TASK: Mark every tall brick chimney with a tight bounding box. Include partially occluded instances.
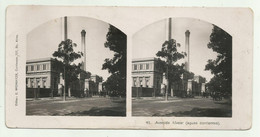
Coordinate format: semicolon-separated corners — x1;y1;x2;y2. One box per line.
185;30;190;71
168;18;172;40
64;16;68;40
81;30;86;71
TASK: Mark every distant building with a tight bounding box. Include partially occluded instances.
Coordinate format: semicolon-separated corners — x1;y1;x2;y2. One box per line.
132;57;163;97
192;75;206;95
170;74;207;97
90;75;103;83
26;58;60;98
85;75;103;96
193;75;206;83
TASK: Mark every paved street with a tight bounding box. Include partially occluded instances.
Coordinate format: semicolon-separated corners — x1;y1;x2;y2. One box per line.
26;97;126;116
132;97;232;117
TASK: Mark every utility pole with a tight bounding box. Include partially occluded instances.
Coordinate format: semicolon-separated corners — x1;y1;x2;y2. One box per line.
165;64;169;101
63;16;68;101
165;18;172;101
63;67;66;101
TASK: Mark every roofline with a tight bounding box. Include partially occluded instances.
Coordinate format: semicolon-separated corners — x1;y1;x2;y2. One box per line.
26;57;54;64
132;57;159;62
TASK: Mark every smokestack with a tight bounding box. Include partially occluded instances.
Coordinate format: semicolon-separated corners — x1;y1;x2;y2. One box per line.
168;18;172;40
81;30;86;71
185;30;190;71
64;16;68;40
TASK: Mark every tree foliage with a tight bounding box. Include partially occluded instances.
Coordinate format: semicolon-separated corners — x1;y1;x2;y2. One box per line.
102;25;126;97
52;39;84;92
53;39;82;64
205;25;232;96
103;73;124;97
157;39;185;63
156;39;185;93
157;59;185;83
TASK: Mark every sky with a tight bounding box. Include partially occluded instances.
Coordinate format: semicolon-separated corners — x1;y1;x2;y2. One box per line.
27;17;227;82
27;17;114;80
133;18;220;82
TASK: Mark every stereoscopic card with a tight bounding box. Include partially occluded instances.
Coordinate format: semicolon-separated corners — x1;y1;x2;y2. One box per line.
5;6;253;129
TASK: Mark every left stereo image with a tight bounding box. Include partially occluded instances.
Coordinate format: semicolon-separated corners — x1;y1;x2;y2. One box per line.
25;16;127;116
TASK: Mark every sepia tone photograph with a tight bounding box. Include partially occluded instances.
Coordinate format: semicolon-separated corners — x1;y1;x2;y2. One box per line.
132;18;232;117
5;6;252;129
25;16;126;116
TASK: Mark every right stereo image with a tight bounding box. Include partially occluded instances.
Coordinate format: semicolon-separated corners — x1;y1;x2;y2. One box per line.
132;17;232;117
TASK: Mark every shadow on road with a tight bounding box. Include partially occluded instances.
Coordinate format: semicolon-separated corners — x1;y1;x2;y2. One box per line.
64;106;126;116
213;100;232;105
153;107;232;117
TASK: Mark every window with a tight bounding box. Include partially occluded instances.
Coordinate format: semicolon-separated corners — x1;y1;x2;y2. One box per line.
43;78;46;88
146;78;150;87
133;78;136;87
140;78;143;87
26;66;28;72
43;64;46;70
36;79;40;88
146;63;149;70
140;64;143;70
37;65;40;71
31;65;34;71
31;79;34;88
134;64;137;70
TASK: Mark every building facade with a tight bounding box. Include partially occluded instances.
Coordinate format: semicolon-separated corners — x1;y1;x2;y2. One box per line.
85;75;103;96
26;58;60;97
26;57;105;98
132;57;163;96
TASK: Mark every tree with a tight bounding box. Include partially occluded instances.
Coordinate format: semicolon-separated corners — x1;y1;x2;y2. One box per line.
156;39;185;100
53;39;82;100
205;25;232;97
102;25;126;97
157;59;185;84
103;73;124;97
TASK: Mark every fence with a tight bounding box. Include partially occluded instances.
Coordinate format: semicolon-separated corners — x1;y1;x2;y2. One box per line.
26;88;54;98
132;87;160;97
